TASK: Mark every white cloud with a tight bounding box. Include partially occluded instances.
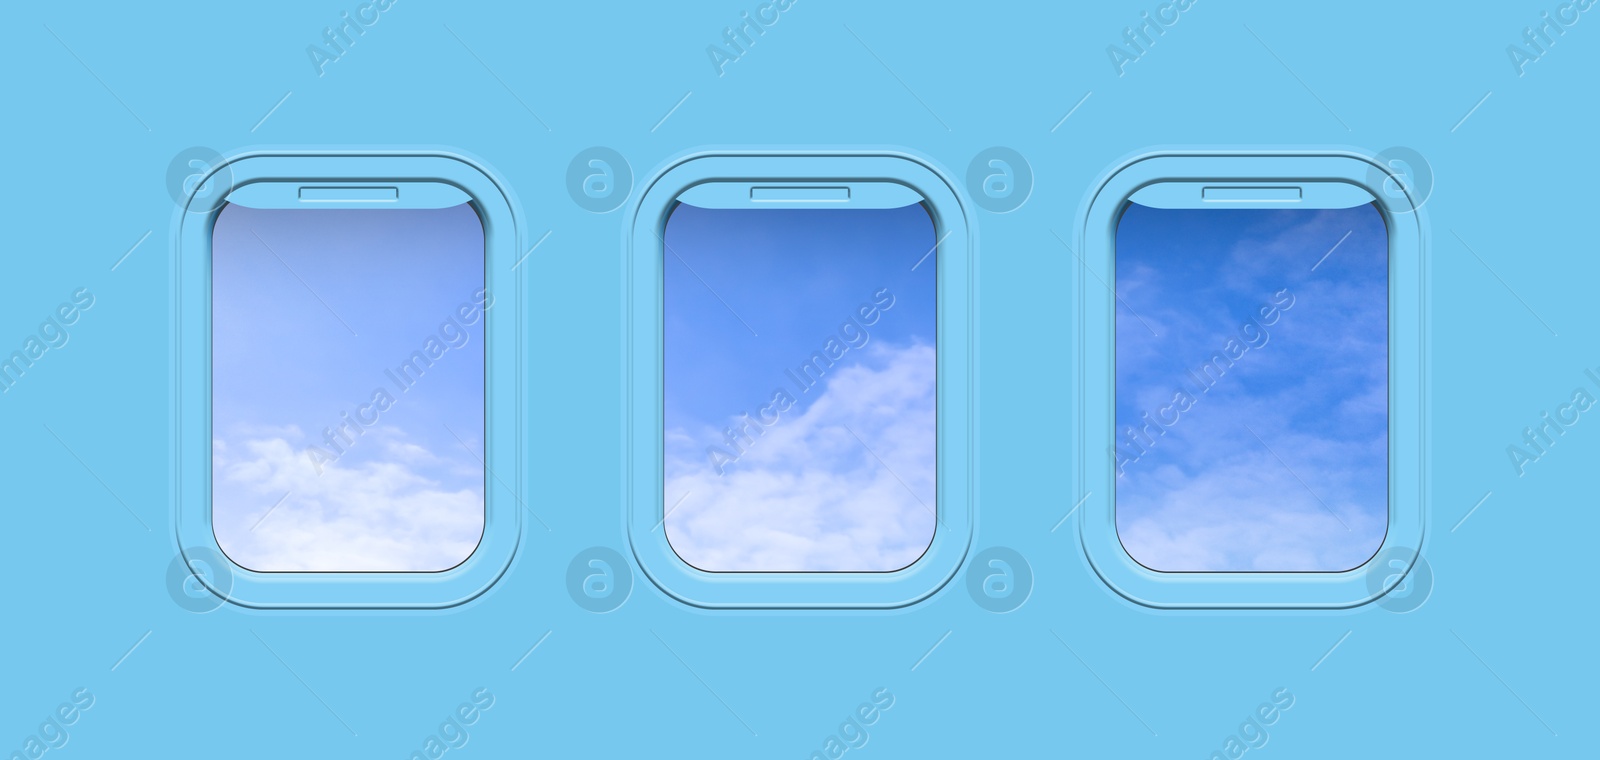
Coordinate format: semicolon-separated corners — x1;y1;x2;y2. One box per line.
664;341;936;572
1118;447;1387;572
212;429;483;572
1113;206;1391;572
1117;372;1389;572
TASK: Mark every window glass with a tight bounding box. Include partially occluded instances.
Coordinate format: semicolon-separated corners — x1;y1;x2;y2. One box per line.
1114;201;1388;572
211;201;487;572
662;200;937;572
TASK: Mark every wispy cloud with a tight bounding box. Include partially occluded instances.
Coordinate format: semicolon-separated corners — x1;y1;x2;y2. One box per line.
1115;204;1388;571
213;426;483;572
665;341;935;572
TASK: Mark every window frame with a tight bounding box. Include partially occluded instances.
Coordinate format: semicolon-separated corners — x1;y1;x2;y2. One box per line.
626;152;973;608
174;152;523;609
1075;151;1427;609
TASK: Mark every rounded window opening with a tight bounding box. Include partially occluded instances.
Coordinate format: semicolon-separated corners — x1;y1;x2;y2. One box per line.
661;182;939;573
210;187;488;573
1113;184;1389;573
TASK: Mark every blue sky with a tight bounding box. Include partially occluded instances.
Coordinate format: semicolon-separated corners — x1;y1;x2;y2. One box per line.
1114;202;1388;572
211;203;486;572
662;202;937;572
